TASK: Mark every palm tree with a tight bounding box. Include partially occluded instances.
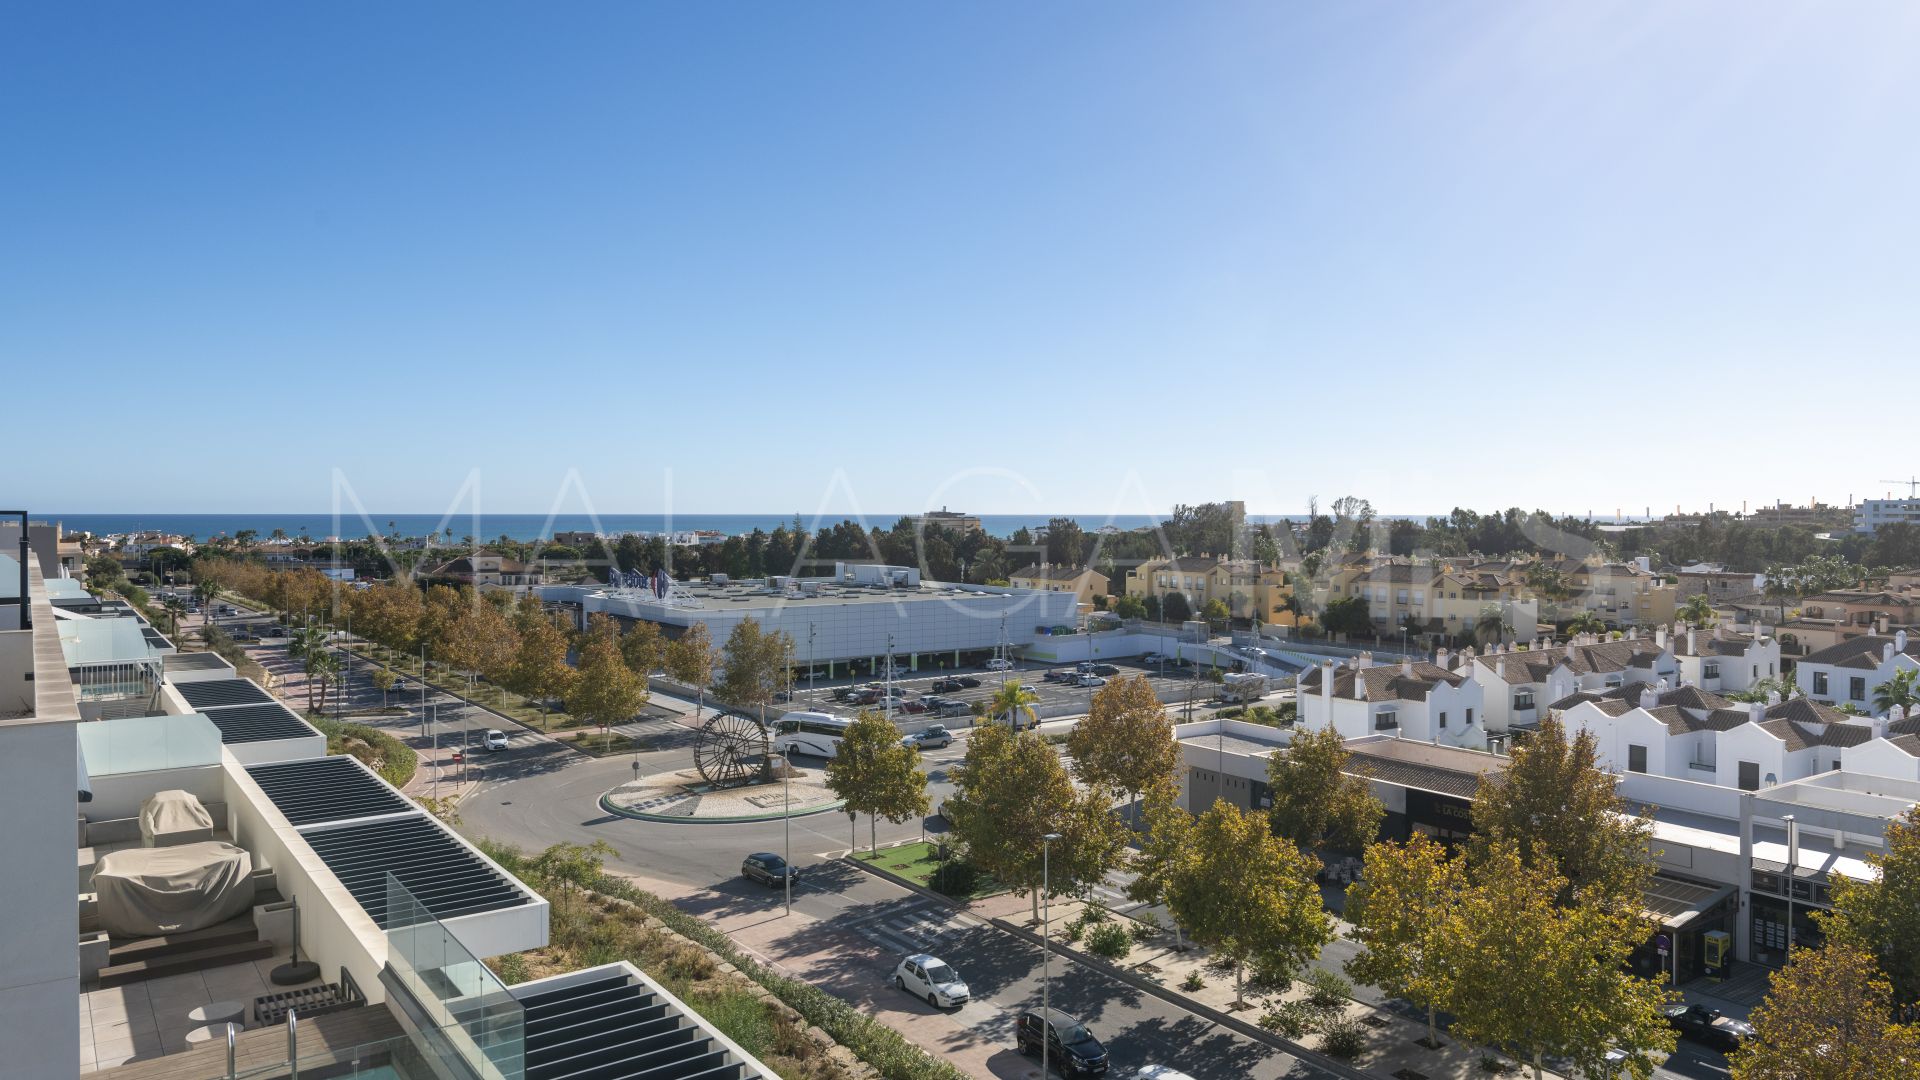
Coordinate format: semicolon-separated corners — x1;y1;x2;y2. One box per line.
1473;604;1510;648
309;650;340;717
161;595;186;639
985;680;1039;731
1763;565;1801;622
1679;594;1717;629
1565;611;1607;638
193;579;220;631
1873;669;1920;716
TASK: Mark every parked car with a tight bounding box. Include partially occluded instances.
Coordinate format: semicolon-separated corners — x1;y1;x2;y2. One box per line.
1662;1003;1751;1053
1141;653;1167;664
1089;663;1120;676
894;954;969;1008
741;852;797;888
1016;1009;1109;1076
1043;669;1073;682
898;698;928;714
832;687;861;703
1076;675;1107;688
986;658;1015;671
929;699;970;718
903;725;954;750
930;678;962;694
954;675;982;689
483;729;509;751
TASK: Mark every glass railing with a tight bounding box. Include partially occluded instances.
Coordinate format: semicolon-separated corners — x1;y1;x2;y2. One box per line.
77;711;222;774
212;1024;436;1079
384;873;525;1080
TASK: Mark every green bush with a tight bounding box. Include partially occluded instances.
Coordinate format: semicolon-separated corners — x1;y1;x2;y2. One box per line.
310;715;418;789
1181;970;1205;992
1084;921;1131;960
1128;918;1160;946
1319;1015;1366;1059
1258;1000;1315;1038
1302;966;1352;1010
927;860;979;897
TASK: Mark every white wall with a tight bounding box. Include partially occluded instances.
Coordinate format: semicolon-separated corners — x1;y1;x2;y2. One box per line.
0;720;81;1080
1843;739;1920;782
1716;723;1786;790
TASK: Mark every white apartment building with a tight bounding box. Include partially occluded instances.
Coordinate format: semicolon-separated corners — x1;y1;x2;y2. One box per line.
1670;626;1782;695
1466;631;1679;733
1794;631;1920;713
1296;653;1486;749
2;530;772;1080
1854;498;1920;534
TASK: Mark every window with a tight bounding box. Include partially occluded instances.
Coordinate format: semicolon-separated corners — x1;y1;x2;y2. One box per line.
1413;590;1425;605
1438;711;1449;729
1374;710;1399;730
1852;677;1867;702
1628;744;1647;773
1514;690;1535;711
1703;662;1719;679
1465;708;1475;726
1738;761;1760;791
1814;671;1829;695
1397;589;1410;605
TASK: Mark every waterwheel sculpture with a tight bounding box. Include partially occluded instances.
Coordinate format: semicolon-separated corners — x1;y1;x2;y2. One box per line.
693;713;770;787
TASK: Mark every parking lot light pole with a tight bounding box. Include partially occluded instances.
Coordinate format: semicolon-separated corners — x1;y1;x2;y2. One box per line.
1041;831;1062;1080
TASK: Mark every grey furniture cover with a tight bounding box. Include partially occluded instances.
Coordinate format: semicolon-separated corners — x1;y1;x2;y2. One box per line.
94;841;256;936
140;789;215;847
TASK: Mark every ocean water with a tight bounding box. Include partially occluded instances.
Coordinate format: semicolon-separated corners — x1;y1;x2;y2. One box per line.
45;512;1169;542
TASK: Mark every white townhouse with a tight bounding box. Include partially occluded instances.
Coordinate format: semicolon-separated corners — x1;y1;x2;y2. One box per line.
1465;631;1678;734
1297;653;1486;749
1793;631;1920;714
1670;625;1782;695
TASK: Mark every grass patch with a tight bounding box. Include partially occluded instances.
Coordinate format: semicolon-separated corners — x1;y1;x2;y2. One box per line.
854;841;1004;901
308;714;418;789
353;648;586;731
480;840;967;1080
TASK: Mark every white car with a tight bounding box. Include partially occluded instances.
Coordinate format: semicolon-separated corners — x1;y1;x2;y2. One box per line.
1077;675;1107;688
1133;1068;1197;1080
985;658;1014;671
483;729;509;751
892;954;969;1008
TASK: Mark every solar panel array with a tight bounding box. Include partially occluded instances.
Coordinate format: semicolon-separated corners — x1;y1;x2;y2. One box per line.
201;701;318;745
519;971;758;1080
246;756;413;826
176;678;275;709
303;816;527;927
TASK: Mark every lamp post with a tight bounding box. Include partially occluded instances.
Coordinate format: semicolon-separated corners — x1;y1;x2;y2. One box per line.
779;752;794;916
1041;831;1062;1080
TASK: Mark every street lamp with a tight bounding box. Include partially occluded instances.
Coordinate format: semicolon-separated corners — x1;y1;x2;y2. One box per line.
1041;831;1063;1080
778;752;794;917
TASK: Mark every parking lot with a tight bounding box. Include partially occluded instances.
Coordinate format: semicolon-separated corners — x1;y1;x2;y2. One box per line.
782;656;1236;725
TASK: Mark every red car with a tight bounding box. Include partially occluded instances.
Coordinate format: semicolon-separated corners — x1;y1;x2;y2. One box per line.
898;699;928;714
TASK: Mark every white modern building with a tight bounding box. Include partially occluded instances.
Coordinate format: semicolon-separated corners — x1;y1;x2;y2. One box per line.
1465;632;1678;734
539;562;1081;674
1670;626;1782;695
2;530;772;1080
1854;498;1920;534
1296;654;1486;749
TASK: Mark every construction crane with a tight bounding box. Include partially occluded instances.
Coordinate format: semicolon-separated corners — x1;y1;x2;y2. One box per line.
1881;477;1920;498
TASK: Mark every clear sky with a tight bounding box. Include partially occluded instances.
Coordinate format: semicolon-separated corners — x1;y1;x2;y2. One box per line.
6;3;1919;518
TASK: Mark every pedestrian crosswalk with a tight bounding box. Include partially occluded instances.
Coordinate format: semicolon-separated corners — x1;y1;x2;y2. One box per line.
615;715;696;745
839;899;978;957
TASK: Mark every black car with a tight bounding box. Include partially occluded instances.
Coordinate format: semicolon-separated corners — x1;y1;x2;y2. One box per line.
832;687;861;703
954;675;982;689
741;852;797;888
1016;1009;1108;1076
1662;1003;1751;1053
1089;663;1120;677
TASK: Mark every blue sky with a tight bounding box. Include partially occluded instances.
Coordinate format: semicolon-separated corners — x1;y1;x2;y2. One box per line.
6;3;1918;518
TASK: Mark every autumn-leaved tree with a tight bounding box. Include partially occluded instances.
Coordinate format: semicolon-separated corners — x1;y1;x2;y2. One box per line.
509;599;577;727
1821;805;1920;1004
1166;797;1332;1006
1125;778;1193;951
945;723;1121;920
1469;714;1653;914
666;622;718;722
823;711;929;854
1267;725;1385;854
1344;834;1466;1049
715;617;795;729
1067;675;1180;822
619;618;665;679
370;667;396;708
1730;943;1920;1080
1438;842;1674;1080
567;624;649;745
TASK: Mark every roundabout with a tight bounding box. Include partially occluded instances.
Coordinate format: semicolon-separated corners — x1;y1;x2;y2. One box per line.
600;762;845;823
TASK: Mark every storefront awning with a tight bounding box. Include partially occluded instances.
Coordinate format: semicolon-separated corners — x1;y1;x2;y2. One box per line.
1641;874;1734;930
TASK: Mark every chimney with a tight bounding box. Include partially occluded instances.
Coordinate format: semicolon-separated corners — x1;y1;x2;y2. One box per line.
1436;646;1451;670
1749;701;1766;725
1495;658;1506;680
1564;641;1576;659
1886;642;1897;664
1687;629;1697;656
1352;669;1368;700
1767;689;1781;706
1401;658;1414;677
1899;630;1910;653
1656;626;1668;648
1875;714;1891;739
1879;616;1890;635
1322;659;1337;701
1640;687;1660;710
1891;704;1908;726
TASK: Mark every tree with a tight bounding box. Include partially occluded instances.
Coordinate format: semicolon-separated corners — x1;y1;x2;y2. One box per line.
161;595;186;638
1822;806;1920;1005
1201;598;1231;631
1165;798;1332;1006
1564;611;1606;637
1320;595;1372;638
1438;843;1674;1080
1730;943;1920;1080
944;724;1119;920
619;619;665;678
1473;603;1509;648
567;627;649;746
193;577;221;630
1266;726;1385;854
1111;593;1147;620
823;711;929;854
1469;715;1653;915
715;618;795;730
984;680;1039;730
370;667;396;708
508;602;577;727
1067;676;1180;823
308;649;340;717
1161;591;1193;624
665;623;718;721
1344;835;1467;1049
1874;668;1920;716
1125;779;1193;951
1679;593;1717;629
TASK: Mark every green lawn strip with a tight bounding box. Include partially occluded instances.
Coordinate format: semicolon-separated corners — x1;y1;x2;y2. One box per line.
478;839;968;1080
853;841;1005;901
563;731;656;757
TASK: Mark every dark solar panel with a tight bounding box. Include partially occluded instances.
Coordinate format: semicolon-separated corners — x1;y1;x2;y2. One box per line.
303;816;528;927
246;756;413;825
176;678;274;708
199;702;318;745
519;972;754;1080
